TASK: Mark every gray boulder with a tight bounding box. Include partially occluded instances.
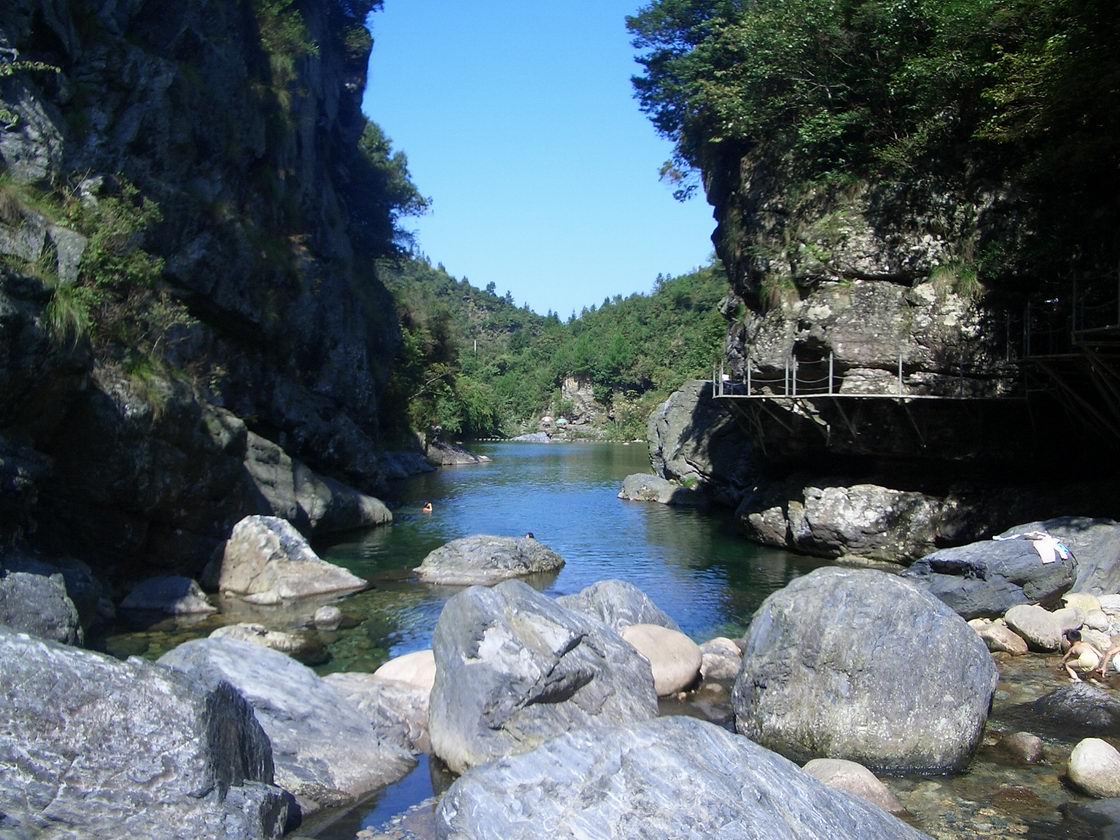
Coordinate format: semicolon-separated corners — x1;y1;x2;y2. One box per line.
429;580;658;774
903;536;1077;618
556;579;681;633
1;550;108;631
425;440;491;466
1026;684;1120;738
121;575;217;615
1004;604;1064;651
436;716;929;840
416;535;564;586
0;627;287;839
617;473;706;506
159;637;413;814
209;623;328;666
324;672;431;754
211;515;366;604
733;567;998;773
0;570;81;644
1070;738;1120;798
1002;517;1120;595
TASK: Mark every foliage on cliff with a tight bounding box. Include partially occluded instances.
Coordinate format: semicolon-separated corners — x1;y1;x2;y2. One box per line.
628;0;1120;288
379;257;728;441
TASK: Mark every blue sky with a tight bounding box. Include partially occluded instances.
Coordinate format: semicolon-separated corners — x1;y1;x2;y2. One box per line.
361;1;718;318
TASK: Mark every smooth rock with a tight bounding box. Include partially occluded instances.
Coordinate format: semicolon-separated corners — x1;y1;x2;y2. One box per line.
802;757;907;815
903;537;1077;619
0;627;286;839
209;623;327;666
313;605;343;630
436;716;929;840
1005;517;1120;595
1070;739;1120;798
325;672;430;753
556;579;681;632
971;618;1029;655
621;623;702;696
617;473;706;506
159;637;413;814
733;567;998;773
1087;609;1111;631
1066;593;1105;614
374;649;437;694
214;515;366;602
0;570;82;644
700;636;743;682
415;535;564;586
1084;628;1115;653
1004;604;1064;651
1028;684;1120;737
1060;798;1120;839
428;579;657;774
121;575;216;615
1102;594;1120;615
1055;606;1086;633
999;731;1045;764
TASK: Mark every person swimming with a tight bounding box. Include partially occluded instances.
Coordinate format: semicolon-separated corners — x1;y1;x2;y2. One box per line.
422;502;433;514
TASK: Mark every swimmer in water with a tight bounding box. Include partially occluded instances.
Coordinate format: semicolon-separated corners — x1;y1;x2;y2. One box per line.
422;502;433;514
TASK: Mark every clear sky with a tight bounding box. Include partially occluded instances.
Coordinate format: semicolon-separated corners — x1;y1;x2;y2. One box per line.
361;1;718;318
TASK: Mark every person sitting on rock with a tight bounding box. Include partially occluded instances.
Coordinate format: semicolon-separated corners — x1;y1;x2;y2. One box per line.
1062;631;1104;682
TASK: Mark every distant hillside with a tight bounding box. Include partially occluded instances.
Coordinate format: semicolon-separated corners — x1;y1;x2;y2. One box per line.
379;256;728;442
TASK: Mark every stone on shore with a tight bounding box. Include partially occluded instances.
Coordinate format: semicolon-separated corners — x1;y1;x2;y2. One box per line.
435;716;929;840
802;758;907;815
1004;604;1064;651
0;570;82;644
621;623;702;696
700;636;744;682
1070;738;1120;798
120;575;217;615
968;618;1029;655
1054;606;1086;633
374;649;437;694
209;623;328;666
324;672;431;753
0;627;287;839
159;637;413;814
556;579;681;633
415;535;564;586
617;473;706;506
211;515;366;604
733;567;998;773
902;536;1077;619
428;580;657;774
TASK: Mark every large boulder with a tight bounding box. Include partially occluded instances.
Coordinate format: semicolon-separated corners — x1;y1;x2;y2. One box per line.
1003;517;1120;595
425;440;491;466
435;716;929;840
1003;604;1064;651
617;473;705;506
120;575;217;615
428;580;658;774
647;380;754;506
1070;739;1120;799
902;536;1077;619
1025;684;1120;738
415;535;564;586
159;637;413;814
0;628;287;839
211;515;366;604
324;672;431;754
733;567;998;773
556;579;681;633
0;570;82;644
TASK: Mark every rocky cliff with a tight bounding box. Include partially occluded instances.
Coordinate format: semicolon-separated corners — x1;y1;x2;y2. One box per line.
0;1;403;585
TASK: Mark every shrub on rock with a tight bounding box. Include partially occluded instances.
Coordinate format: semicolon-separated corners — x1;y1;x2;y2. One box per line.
733;567;998;773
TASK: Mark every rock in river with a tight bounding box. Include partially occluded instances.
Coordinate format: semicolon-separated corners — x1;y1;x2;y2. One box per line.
415;535;564;586
1070;738;1120;798
902;535;1077;619
0;627;287;839
428;579;657;774
211;515;366;604
802;757;907;816
733;567;998;773
0;570;82;644
435;716;929;840
556;578;681;633
617;473;706;506
159;637;413;814
120;575;217;615
1004;604;1064;651
1026;683;1120;738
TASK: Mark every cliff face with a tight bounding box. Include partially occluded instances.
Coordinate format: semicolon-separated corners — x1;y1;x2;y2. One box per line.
0;0;401;579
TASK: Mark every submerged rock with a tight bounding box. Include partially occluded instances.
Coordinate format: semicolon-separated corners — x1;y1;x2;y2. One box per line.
428;580;657;774
556;579;681;633
903;536;1077;619
209;623;327;666
159;637;413;814
415;535;564;586
617;473;706;506
0;570;82;644
211;515;366;604
436;716;929;840
1027;684;1120;738
0;627;287;839
121;575;217;615
733;567;998;773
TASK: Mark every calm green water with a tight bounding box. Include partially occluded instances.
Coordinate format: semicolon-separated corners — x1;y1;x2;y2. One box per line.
312;441;824;674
